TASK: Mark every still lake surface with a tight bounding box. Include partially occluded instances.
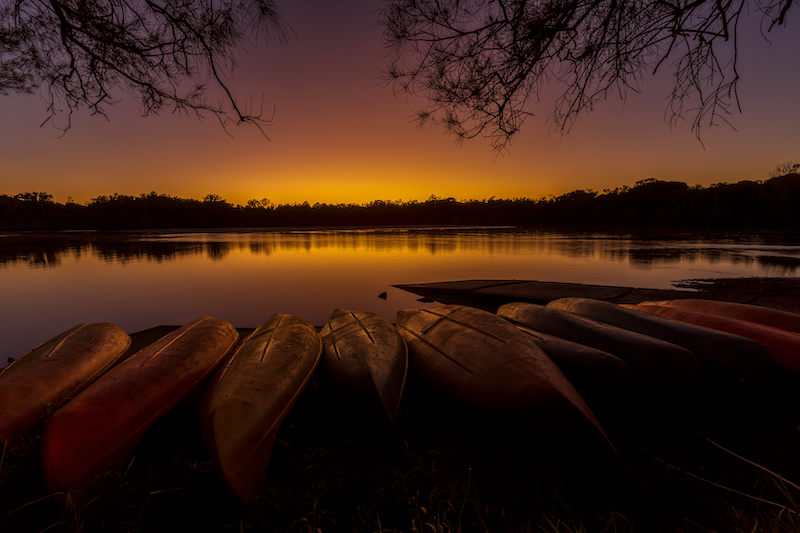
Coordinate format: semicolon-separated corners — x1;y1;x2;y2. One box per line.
2;227;800;363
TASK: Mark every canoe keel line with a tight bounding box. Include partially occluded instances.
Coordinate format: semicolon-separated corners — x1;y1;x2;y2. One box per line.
319;309;409;427
200;314;322;503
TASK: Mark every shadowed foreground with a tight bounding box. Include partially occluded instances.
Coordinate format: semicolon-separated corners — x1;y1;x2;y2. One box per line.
3;280;800;532
3;354;800;531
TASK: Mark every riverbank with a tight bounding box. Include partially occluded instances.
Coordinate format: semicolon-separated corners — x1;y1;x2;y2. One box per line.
3;278;800;532
4;366;800;532
396;276;800;313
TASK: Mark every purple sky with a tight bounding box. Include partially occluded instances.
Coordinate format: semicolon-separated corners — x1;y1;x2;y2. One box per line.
1;0;798;206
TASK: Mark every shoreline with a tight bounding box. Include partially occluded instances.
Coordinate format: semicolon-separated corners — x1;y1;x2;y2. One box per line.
395;277;800;314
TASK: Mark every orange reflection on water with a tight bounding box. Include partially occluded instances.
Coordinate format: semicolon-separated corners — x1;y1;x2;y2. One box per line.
2;228;799;365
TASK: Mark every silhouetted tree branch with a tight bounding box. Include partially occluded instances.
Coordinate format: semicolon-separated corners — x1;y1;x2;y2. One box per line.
0;0;290;134
379;0;795;150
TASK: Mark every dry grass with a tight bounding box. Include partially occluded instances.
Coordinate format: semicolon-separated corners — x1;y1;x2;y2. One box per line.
3;374;800;533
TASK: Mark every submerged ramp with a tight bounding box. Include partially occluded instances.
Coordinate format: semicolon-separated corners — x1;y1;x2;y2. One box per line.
393;280;699;312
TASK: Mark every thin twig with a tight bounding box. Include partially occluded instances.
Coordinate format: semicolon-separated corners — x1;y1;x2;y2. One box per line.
664;415;800;492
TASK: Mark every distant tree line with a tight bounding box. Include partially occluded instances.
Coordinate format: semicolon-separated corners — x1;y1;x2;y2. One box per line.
2;172;799;231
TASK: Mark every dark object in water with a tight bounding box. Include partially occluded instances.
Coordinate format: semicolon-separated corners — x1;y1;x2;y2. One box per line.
378;292;388;300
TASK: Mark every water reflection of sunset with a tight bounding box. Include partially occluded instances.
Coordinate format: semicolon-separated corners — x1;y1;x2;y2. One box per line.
3;229;799;365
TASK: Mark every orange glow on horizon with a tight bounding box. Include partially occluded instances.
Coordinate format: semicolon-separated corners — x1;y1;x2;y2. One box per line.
1;2;798;210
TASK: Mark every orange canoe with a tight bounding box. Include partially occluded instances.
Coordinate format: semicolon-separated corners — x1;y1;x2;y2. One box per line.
200;314;322;503
396;305;620;467
636;299;800;333
319;309;408;425
40;317;238;495
625;304;800;373
0;323;130;445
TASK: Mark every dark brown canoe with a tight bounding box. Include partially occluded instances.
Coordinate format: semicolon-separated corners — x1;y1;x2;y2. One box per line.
395;305;620;466
319;309;408;424
625;304;800;373
637;299;800;334
513;324;636;419
547;298;773;388
200;314;322;503
0;323;130;445
40;317;238;495
497;302;701;408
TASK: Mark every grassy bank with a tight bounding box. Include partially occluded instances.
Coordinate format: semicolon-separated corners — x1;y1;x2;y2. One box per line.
3;369;800;533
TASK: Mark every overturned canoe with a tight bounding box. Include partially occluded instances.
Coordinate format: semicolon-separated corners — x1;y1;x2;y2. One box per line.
0;323;130;445
514;324;636;419
200;314;322;503
396;305;620;465
636;299;800;334
40;317;238;495
319;309;408;425
497;302;701;408
547;298;773;388
625;304;800;373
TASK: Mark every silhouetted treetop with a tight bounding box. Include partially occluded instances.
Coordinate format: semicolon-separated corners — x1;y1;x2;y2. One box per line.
3;168;799;230
379;0;795;150
0;0;290;133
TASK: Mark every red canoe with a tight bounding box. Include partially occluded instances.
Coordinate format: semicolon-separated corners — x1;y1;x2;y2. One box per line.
624;304;800;373
200;314;322;503
636;299;800;334
40;317;238;495
0;323;130;445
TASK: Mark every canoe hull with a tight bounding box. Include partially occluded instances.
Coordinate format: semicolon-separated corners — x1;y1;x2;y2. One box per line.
626;304;800;373
396;305;619;465
637;298;800;334
0;323;130;445
547;298;773;388
200;314;322;503
498;301;701;408
514;324;636;419
320;309;408;424
40;317;238;495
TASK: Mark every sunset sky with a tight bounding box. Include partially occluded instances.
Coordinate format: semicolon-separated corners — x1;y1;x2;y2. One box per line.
1;0;799;207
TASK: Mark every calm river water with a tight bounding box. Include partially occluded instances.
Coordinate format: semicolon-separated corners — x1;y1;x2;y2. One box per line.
2;227;799;363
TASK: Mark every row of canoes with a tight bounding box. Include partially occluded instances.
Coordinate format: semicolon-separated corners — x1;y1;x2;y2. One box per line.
2;297;799;504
